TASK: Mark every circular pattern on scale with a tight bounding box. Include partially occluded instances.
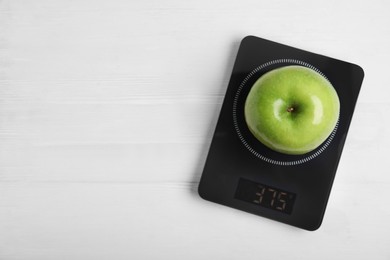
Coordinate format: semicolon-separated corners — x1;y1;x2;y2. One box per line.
232;59;340;166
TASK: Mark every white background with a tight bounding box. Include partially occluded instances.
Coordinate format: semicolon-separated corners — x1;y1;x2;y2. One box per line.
0;0;389;259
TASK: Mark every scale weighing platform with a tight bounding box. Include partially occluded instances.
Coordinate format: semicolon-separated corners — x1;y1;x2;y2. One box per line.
198;36;364;231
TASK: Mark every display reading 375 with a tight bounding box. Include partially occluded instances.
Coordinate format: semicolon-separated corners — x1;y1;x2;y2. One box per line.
235;178;296;214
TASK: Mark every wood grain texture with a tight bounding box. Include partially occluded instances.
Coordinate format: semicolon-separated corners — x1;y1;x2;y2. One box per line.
1;0;389;259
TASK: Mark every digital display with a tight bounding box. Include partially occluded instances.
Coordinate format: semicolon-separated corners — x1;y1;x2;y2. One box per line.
235;178;296;214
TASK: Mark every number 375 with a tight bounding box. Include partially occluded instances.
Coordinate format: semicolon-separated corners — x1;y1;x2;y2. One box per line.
254;186;288;211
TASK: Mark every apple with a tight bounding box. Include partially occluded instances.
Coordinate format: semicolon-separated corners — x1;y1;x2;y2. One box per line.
244;65;340;155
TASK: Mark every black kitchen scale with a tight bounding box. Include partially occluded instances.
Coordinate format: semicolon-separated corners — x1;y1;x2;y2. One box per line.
198;36;364;231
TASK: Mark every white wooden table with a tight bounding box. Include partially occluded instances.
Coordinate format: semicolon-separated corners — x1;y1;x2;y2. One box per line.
1;0;389;259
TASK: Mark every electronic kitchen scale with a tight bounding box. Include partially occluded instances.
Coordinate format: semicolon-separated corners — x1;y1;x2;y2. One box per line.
198;36;364;231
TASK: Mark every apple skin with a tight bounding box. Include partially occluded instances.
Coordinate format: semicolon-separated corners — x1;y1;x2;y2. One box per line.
244;65;340;155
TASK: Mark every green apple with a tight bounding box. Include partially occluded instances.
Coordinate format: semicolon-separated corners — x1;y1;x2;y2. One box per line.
244;65;340;155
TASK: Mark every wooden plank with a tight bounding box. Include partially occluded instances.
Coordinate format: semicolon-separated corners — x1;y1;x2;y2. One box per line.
0;182;388;260
0;102;387;183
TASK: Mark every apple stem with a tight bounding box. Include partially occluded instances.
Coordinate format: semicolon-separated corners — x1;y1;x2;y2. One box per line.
287;107;294;113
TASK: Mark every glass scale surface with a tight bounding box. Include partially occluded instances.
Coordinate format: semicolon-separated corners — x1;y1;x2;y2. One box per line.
198;36;364;231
